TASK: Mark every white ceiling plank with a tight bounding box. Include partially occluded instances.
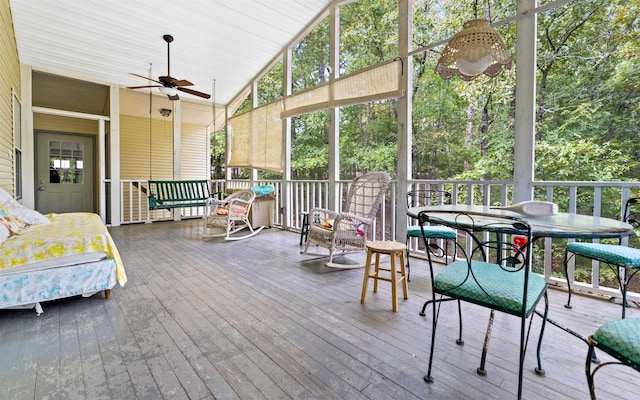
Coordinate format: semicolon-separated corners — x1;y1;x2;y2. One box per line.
10;0;333;105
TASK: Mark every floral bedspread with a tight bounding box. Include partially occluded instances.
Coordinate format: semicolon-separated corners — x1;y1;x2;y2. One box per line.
0;213;127;286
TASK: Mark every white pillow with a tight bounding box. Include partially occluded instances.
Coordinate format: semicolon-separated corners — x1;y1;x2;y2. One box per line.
0;187;50;225
0;187;12;203
2;198;51;225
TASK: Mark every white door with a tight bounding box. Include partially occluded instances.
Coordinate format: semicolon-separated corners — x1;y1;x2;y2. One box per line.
36;132;95;214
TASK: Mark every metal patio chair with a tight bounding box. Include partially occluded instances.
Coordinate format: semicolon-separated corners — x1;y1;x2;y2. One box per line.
418;210;548;400
564;197;640;318
586;317;640;399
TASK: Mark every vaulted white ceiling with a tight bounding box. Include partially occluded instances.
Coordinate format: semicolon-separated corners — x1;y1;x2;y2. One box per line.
10;0;333;107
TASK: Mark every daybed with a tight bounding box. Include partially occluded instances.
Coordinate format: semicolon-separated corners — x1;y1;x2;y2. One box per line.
0;189;126;315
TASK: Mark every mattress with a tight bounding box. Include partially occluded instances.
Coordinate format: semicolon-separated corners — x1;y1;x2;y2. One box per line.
0;258;117;310
0;212;126;313
0;212;126;285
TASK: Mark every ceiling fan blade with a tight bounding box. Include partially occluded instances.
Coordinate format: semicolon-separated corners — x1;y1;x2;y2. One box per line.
127;85;160;89
129;73;162;84
172;79;193;87
177;87;211;99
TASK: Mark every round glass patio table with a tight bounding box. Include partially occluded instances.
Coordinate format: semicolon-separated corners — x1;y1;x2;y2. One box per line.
407;204;634;240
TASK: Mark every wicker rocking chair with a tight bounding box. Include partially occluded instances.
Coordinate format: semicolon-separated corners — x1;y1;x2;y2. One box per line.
202;189;263;241
301;172;391;268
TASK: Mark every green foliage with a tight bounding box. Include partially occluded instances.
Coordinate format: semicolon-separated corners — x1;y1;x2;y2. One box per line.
257;60;283;106
221;0;640;185
536;139;631;182
339;102;399;178
234;96;252;116
340;0;398;73
292;19;330;92
291;111;330;179
210;127;226;179
535;0;640;180
332;0;400;178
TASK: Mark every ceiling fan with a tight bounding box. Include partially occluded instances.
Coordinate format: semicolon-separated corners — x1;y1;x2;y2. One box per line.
127;34;210;101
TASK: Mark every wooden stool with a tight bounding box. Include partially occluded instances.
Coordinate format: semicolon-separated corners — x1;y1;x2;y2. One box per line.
360;240;409;312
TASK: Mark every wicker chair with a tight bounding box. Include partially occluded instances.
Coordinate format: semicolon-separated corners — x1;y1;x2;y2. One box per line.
202;189;263;241
301;172;391;268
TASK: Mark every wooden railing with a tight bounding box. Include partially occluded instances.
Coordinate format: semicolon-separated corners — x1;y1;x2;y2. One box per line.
116;178;640;302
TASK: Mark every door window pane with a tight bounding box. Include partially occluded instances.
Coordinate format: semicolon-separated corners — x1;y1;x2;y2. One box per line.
49;140;84;184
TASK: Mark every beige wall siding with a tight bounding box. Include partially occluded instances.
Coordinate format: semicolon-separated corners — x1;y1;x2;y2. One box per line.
0;0;20;193
120;114;173;180
181;123;209;180
119;116;209;221
120;114;174;222
34;113;99;134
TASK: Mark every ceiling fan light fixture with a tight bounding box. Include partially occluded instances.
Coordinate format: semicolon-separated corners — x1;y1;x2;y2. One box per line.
435;18;512;81
127;35;211;100
159;86;178;97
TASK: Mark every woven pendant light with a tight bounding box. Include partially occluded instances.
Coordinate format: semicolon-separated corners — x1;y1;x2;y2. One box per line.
435;18;512;81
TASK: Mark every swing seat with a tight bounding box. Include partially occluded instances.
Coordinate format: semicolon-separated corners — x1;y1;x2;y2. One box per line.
148;180;211;210
202;189;263;240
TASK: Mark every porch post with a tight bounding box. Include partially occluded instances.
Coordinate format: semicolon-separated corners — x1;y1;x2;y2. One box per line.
328;3;340;210
513;0;537;203
282;46;293;230
172;100;182;221
98;119;106;219
172;100;181;179
20;64;35;209
109;85;121;226
395;0;412;242
250;81;259;184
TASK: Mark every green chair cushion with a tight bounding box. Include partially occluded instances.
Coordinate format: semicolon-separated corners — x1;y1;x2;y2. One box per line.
568;242;640;268
407;225;457;239
592;318;640;368
434;260;547;316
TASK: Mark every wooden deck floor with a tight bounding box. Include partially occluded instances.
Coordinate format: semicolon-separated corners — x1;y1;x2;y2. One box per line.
1;219;639;399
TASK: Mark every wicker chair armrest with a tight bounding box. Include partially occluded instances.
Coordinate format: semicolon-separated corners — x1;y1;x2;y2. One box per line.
333;213;372;236
334;212;372;227
308;208;341;231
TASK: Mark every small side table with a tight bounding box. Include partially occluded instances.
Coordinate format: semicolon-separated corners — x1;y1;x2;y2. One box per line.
360;240;408;312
